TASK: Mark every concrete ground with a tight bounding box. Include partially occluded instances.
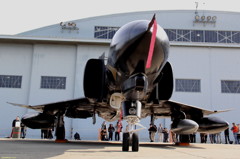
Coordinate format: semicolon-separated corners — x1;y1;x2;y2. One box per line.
0;138;239;159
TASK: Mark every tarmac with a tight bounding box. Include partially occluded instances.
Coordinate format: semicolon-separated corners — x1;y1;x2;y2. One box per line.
0;138;240;159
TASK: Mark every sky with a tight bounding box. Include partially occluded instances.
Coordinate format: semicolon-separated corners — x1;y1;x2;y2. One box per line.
0;0;239;35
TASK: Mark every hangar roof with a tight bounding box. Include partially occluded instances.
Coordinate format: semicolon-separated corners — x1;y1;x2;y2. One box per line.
17;10;240;40
1;10;240;48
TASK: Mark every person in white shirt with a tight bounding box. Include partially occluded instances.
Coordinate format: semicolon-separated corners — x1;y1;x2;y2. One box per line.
157;124;163;142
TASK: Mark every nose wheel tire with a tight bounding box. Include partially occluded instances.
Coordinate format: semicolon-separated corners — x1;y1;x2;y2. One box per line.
132;132;139;152
122;132;139;152
122;132;130;151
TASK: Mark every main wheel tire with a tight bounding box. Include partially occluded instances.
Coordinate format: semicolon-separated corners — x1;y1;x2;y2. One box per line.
122;132;130;151
132;132;139;152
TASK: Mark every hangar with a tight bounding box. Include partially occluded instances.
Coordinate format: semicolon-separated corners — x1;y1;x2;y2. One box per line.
0;10;240;141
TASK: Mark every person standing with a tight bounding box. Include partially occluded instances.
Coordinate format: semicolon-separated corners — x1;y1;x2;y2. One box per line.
47;128;53;139
209;134;216;144
157;124;163;142
200;133;205;143
216;132;222;144
10;116;20;138
74;132;81;140
115;120;122;141
231;123;239;144
101;121;107;130
200;133;208;143
12;116;20;127
41;129;47;139
237;124;240;144
190;133;196;143
100;121;108;141
20;122;26;139
100;128;108;141
108;124;115;141
162;128;169;142
148;124;157;142
148;124;153;142
224;128;230;144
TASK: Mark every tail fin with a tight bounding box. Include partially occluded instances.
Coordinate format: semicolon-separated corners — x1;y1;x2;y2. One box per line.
147;14;156;31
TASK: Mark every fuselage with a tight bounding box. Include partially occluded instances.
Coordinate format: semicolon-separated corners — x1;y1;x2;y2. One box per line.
107;20;170;100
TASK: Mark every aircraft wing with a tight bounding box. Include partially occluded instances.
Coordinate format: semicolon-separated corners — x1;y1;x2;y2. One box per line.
8;98;116;120
8;98;92;113
7;102;45;112
8;98;230;119
8;98;230;134
145;100;230;119
165;100;230;115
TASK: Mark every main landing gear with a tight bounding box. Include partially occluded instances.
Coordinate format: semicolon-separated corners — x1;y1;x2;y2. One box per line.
122;100;142;152
55;113;68;143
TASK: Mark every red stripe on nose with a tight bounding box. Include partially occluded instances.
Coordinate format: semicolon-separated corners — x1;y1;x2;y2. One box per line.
146;19;157;69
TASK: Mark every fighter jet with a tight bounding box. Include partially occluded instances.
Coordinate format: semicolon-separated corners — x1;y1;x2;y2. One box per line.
9;15;229;152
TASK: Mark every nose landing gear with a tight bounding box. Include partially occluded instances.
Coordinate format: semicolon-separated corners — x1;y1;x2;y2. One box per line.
122;131;139;152
122;100;143;152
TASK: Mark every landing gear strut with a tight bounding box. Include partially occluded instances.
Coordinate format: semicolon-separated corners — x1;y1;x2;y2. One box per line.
55;113;67;142
122;100;141;152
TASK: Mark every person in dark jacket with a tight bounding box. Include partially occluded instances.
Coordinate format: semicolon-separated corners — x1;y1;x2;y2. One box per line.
101;128;108;141
148;124;157;142
20;122;26;139
108;124;115;141
74;132;81;140
162;128;169;142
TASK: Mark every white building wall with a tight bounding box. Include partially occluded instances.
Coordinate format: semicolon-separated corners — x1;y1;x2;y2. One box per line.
209;48;240;123
27;44;77;105
170;45;240;126
0;43;32;136
170;46;213;109
24;44;77;138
